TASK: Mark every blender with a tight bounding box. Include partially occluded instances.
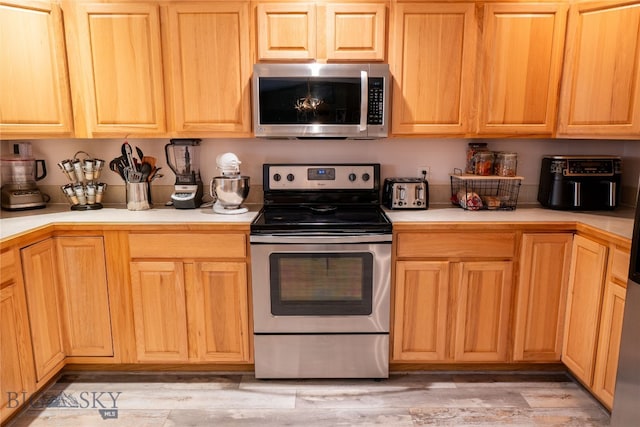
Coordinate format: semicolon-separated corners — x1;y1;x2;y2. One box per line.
165;139;203;209
1;142;47;210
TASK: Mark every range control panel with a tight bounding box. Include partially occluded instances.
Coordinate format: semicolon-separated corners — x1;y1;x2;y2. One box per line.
265;164;378;190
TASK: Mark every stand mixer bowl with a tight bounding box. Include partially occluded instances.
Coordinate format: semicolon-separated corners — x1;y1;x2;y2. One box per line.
211;176;250;209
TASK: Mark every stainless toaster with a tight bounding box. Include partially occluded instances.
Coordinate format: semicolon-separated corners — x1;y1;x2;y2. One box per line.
383;178;428;209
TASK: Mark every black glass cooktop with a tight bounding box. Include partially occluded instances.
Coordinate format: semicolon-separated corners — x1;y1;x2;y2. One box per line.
250;205;392;234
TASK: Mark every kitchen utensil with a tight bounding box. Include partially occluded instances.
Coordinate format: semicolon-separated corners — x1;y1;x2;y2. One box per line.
121;142;137;172
135;146;144;162
165;139;203;209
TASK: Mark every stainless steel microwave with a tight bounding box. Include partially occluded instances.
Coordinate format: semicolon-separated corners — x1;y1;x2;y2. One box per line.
252;63;390;139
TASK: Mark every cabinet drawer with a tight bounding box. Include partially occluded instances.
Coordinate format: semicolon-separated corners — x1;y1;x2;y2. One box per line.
609;246;630;286
129;233;246;259
396;232;516;258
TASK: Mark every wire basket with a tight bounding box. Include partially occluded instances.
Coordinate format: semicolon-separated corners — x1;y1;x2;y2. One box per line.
450;173;523;211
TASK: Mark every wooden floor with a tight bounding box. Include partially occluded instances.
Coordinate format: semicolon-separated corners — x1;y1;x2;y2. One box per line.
8;371;610;426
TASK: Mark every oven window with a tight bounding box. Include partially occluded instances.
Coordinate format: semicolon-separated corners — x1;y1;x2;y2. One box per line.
269;252;373;315
258;78;361;125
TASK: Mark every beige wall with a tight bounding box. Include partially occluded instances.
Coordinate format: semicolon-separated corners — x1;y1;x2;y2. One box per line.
2;138;640;206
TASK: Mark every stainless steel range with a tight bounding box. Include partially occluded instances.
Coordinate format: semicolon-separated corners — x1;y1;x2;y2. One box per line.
250;163;392;379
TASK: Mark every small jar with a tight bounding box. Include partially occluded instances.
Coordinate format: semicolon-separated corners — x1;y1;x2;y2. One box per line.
474;151;495;176
466;142;488;174
494;152;517;177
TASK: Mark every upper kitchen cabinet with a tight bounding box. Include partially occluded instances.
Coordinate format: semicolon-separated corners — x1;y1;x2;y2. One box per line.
0;0;74;138
390;2;477;135
476;2;568;136
62;1;167;137
255;1;387;61
162;2;252;136
557;0;640;138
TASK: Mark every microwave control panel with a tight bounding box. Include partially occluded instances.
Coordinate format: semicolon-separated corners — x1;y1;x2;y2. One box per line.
367;78;384;125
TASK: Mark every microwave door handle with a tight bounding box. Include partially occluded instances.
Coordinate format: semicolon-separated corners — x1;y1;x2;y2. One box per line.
360;71;368;131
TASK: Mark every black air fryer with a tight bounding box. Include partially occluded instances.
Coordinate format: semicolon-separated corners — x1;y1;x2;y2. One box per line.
537;156;622;210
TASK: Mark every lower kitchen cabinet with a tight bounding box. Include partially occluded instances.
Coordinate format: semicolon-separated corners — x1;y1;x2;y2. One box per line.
392;231;516;363
55;236;113;357
20;239;65;384
453;261;513;362
592;245;630;409
513;233;572;362
562;234;608;385
1;247;36;424
188;262;250;362
393;261;449;361
130;260;250;363
128;232;251;364
130;261;189;362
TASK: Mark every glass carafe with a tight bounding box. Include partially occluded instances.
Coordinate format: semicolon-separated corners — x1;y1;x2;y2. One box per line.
164;139;202;185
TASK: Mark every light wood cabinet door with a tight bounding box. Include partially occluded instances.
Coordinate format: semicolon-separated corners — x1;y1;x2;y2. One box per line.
390;2;477;135
592;280;626;409
55;237;113;357
324;3;386;61
257;2;316;60
592;245;630;409
562;235;608;386
130;261;189;362
65;1;166;137
1;248;36;424
163;2;252;136
0;0;73;138
453;261;513;362
513;233;572;362
477;2;568;136
20;239;65;382
392;261;450;361
187;262;251;362
557;0;640;138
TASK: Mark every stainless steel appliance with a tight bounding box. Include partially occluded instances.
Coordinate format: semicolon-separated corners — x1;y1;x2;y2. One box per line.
165;139;203;209
382;177;429;209
1;142;47;211
252;63;390;139
250;163;392;378
210;152;250;214
538;155;622;210
611;185;640;426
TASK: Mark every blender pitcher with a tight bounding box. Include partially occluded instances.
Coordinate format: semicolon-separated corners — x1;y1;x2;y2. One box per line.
164;139;203;209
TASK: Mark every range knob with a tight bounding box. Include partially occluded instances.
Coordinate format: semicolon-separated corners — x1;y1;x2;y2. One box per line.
362;173;370;182
286;173;295;182
348;173;357;182
273;173;281;182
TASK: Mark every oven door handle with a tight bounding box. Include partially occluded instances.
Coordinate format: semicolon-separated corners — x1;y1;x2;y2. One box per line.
250;234;392;244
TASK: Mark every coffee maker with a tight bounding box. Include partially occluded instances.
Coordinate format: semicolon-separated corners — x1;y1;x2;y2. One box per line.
165;139;203;209
1;142;47;210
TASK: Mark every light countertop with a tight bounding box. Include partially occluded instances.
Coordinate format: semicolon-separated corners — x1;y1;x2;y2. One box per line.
0;203;261;241
384;204;635;240
1;203;635;242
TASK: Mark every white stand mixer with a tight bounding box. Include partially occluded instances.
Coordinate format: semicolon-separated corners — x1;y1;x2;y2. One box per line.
211;153;250;214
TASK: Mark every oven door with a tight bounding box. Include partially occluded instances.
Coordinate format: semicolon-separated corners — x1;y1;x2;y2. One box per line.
250;235;391;333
